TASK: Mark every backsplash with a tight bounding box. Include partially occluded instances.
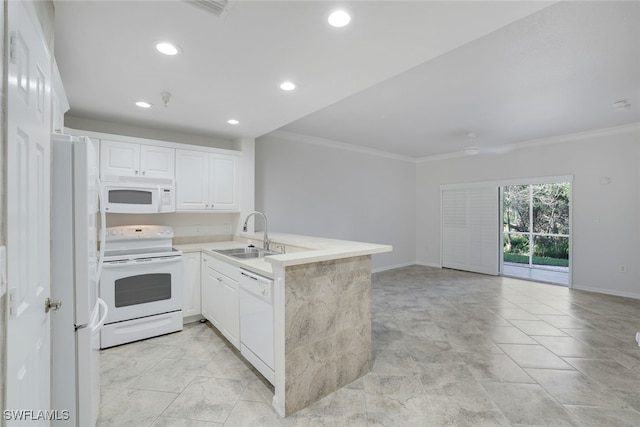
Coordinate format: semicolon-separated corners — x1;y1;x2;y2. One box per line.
105;212;240;243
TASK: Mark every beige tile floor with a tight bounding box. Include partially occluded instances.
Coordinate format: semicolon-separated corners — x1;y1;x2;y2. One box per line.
98;266;640;426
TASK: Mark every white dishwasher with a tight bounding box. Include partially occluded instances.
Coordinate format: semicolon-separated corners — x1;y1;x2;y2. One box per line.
239;269;275;384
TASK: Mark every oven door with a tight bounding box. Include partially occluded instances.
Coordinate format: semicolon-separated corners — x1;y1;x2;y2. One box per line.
100;256;183;324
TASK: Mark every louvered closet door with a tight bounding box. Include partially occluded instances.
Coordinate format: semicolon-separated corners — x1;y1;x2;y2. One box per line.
442;186;499;275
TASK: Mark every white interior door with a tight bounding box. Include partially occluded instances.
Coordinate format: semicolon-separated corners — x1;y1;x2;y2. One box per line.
442;185;499;275
6;0;52;421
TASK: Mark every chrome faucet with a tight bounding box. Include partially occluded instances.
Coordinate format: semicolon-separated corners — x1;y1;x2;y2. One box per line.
242;211;270;251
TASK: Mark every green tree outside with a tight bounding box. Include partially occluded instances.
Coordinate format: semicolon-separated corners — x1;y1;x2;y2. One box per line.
503;183;570;267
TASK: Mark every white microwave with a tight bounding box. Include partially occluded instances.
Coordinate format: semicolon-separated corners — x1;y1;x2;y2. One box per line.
102;181;175;213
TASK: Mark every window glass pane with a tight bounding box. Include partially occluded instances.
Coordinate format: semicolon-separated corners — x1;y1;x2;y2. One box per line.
532;236;569;267
114;273;171;307
532;183;570;234
503;233;529;264
503;185;530;232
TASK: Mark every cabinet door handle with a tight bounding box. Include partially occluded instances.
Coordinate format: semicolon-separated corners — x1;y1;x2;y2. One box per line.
142;171;146;176
135;170;139;175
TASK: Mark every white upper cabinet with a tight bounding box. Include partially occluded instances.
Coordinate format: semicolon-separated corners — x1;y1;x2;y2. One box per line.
210;154;239;210
175;150;209;210
139;144;175;179
176;149;239;211
100;140;174;180
100;140;139;178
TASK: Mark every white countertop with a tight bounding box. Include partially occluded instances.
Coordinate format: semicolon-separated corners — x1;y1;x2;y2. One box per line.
174;232;392;279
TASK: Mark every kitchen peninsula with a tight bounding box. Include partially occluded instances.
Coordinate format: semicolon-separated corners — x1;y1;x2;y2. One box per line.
175;232;392;416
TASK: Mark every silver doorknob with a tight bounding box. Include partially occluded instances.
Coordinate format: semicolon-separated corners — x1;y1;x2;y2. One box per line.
45;298;62;314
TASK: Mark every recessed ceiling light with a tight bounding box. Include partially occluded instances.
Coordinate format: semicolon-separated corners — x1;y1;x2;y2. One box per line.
227;119;239;125
328;10;351;27
135;101;152;108
280;81;296;91
155;41;180;56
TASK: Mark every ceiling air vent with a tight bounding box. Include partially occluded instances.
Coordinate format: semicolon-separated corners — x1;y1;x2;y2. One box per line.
183;0;236;18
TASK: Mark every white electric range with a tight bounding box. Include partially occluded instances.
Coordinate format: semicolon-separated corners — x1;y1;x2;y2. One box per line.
99;225;183;348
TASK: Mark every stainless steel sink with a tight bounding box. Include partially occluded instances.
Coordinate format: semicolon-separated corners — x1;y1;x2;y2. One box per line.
214;247;279;259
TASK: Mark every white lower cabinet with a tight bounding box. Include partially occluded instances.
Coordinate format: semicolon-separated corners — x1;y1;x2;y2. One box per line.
182;252;201;319
201;253;239;348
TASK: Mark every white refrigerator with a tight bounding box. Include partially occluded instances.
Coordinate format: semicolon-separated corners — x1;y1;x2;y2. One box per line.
51;134;107;427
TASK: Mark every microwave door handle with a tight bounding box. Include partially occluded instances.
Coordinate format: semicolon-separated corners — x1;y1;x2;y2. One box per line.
157;185;162;213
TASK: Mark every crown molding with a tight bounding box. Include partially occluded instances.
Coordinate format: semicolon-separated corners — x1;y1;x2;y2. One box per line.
263;130;417;163
262;124;639;164
417;123;640;163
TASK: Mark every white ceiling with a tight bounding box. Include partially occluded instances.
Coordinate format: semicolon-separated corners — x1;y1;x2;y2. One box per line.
54;1;639;158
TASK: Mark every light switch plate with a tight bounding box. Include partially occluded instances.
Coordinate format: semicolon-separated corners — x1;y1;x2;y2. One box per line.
0;246;6;297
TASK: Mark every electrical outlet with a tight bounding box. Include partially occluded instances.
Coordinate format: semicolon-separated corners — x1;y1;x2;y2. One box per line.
620;265;627;273
636;332;640;347
224;224;231;233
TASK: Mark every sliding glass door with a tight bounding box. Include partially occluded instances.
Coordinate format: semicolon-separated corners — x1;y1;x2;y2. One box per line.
502;182;570;285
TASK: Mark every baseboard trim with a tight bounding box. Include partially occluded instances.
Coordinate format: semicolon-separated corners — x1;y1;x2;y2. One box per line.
371;261;445;273
415;261;442;268
183;314;205;325
372;262;416;273
572;285;640;300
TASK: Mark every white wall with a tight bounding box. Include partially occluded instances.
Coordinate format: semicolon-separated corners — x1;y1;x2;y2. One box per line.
416;127;640;299
255;133;416;271
234;137;256;235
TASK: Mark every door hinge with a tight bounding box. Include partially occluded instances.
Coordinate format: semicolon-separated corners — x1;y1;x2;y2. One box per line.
8;288;17;318
9;32;18;64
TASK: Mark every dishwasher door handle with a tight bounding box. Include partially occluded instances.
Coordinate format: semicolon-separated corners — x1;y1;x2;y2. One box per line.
240;271;259;281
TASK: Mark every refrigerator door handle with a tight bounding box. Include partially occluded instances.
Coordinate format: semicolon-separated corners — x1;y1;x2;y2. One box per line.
96;175;106;282
91;298;109;334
